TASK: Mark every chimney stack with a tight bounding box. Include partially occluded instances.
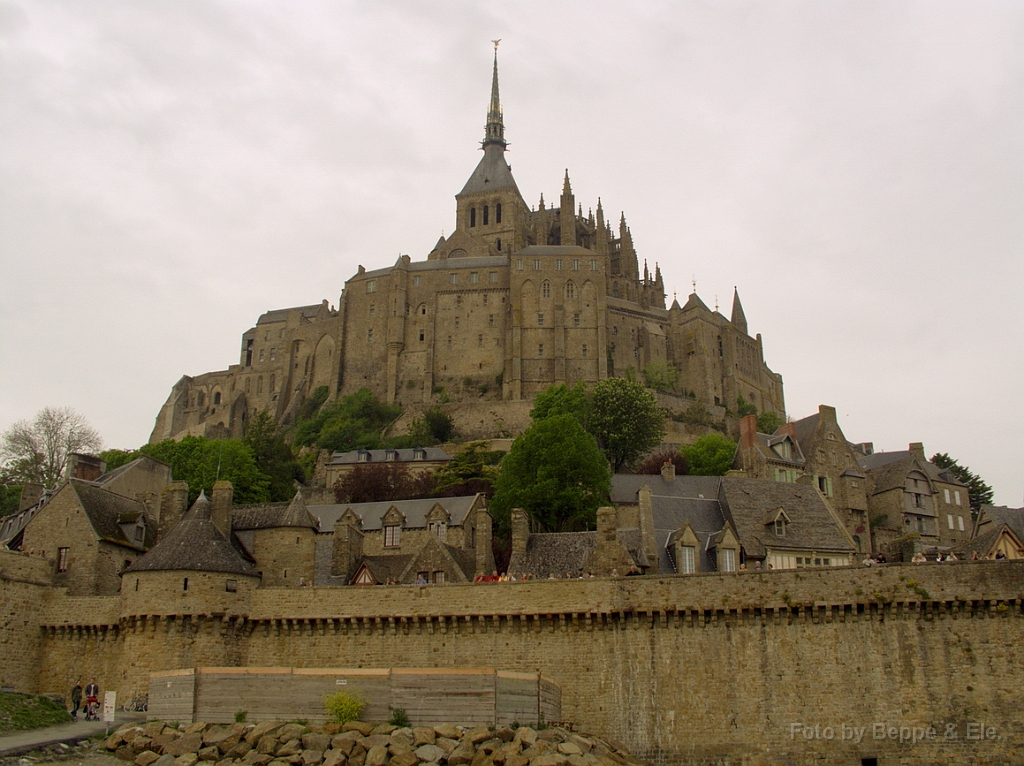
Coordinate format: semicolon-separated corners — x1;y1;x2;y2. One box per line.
661;461;676;482
909;442;926;462
511;508;530;557
158;481;189;542
739;414;758;448
210;481;233;539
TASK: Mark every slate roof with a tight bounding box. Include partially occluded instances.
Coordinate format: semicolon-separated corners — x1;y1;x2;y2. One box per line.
718;478;855;559
353;555;414;584
256;304;326;325
308;495;482;533
124;493;256;576
680;292;710;312
790;412;819;450
70;481;154;550
328;448;451;466
507;529;647;579
458;144;521;197
233;493;319;531
976;505;1024;540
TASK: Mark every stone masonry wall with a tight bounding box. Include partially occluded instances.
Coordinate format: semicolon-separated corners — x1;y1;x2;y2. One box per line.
0;550;51;691
14;561;1024;764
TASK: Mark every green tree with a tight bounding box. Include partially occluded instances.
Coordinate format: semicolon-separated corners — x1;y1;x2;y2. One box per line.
1;407;103;488
97;449;138;472
333;463;433;504
432;442;503;498
756;411;784;434
930;453;994;516
531;382;591;428
490;414;611;534
680;434;737;476
245;410;305;501
294;388;401;452
642;360;678;392
1;480;22;518
406;407;455;446
140;436;270;504
588;378;665;472
736;396;757;418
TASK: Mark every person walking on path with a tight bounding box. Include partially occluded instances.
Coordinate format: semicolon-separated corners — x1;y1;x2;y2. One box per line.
69;681;82;721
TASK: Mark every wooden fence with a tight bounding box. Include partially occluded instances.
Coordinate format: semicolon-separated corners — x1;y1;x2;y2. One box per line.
148;667;560;726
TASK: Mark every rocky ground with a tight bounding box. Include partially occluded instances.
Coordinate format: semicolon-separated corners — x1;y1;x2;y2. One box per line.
0;738;119;766
95;721;644;766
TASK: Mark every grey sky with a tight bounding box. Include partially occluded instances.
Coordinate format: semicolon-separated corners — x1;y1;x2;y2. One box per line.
1;1;1021;505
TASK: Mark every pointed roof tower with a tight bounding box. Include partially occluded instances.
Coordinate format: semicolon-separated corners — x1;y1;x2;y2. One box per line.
731;287;748;335
458;43;521;198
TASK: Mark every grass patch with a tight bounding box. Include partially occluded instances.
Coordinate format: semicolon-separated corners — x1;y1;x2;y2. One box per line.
0;692;71;735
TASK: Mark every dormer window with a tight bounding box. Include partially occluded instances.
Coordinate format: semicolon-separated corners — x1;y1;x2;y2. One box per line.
357;450;370;463
413;447;426;460
385;449;398;461
774;518;786;537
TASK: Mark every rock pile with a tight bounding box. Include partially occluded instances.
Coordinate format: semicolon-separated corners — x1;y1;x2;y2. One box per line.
102;721;645;766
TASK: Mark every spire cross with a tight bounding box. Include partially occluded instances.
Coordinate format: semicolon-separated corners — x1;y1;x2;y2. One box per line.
492;39;501;52
691;276;697;292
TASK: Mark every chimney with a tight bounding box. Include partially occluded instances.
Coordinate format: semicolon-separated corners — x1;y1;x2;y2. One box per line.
68;453;107;482
211;481;233;539
474;504;495;577
661;461;676;482
638;484;657;566
158;481;189;542
332;517;363;580
909;442;926;462
739;414;758;448
511;508;530;557
778;421;796;440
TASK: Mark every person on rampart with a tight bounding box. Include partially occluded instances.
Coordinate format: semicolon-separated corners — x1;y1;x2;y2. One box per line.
911;552;927;564
70;680;82;720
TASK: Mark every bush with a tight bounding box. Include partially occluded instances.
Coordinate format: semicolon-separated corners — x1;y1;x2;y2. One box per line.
323;689;365;724
234;711;247;723
388;707;410;727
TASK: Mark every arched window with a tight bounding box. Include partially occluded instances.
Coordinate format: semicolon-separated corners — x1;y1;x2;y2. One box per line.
496;238;501;250
483;205;489;225
470;208;476;227
213;391;221;405
495;203;502;223
565;281;576;299
542;281;551;298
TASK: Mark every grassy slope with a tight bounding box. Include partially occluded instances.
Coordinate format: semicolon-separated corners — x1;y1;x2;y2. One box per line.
0;692;71;735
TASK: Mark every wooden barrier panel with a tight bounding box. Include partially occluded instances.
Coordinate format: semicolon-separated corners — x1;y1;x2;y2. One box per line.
148;667;560;726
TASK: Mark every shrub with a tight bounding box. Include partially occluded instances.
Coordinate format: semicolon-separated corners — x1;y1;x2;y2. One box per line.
388;707;411;727
234;711;247;723
323;689;365;724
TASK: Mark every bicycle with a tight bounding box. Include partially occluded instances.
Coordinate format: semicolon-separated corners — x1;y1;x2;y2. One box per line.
122;693;148;713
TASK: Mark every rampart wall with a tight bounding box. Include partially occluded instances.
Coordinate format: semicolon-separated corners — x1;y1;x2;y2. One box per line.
10;560;1024;764
0;551;51;691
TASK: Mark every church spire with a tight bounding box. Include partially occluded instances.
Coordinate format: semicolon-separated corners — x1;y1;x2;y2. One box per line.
483;41;506;149
731;287;748;335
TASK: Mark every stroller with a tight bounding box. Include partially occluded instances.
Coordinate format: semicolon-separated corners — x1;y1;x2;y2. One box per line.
83;694;99;721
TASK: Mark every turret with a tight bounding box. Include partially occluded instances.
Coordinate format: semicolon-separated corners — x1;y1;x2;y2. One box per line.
560;170;575;246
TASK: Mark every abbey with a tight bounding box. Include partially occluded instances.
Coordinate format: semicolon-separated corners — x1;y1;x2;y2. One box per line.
151;52;784;443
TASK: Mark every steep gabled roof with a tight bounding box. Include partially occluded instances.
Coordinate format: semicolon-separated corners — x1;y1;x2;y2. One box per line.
69;481;153;550
233;492;319;531
124;493;256;576
718;478;855;559
976;504;1024;541
308;495;483;532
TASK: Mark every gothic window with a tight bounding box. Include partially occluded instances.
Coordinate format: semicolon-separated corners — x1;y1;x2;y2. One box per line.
565;282;576;299
213;391;221;405
470;207;476;227
483;205;489;225
495;203;502;223
542;281;551;298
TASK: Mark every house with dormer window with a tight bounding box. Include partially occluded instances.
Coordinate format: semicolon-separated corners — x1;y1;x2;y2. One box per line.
324;447;452;489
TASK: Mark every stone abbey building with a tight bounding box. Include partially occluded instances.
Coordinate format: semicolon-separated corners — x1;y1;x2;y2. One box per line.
151;52;784;443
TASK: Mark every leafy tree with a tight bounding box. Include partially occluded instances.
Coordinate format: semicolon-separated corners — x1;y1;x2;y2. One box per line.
432;442;503;498
1;407;103;488
406;407;455;446
97;449;137;472
642;361;678;392
634;449;687;476
490;414;611;534
297;385;330;423
736;396;757;418
588;378;665;472
333;462;433;504
1;481;22;518
680;434;737;476
531;382;591;428
756;411;784;434
294;388;401;452
930;453;994;516
245;410;305;501
140;436;270;505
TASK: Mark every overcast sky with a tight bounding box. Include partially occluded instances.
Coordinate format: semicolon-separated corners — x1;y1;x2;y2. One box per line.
1;1;1021;505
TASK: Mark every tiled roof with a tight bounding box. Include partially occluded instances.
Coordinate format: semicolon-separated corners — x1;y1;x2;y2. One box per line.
71;481;153;550
308;494;482;532
719;478;855;559
124;493;256;576
233;492;319;531
328;448;451;466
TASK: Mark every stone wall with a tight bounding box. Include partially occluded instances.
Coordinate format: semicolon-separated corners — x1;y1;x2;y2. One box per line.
11;561;1024;764
0;550;50;691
